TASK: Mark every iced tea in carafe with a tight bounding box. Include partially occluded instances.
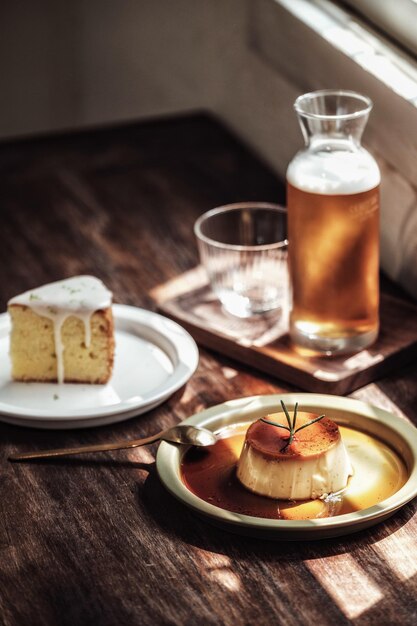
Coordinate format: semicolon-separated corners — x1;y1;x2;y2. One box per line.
287;90;380;354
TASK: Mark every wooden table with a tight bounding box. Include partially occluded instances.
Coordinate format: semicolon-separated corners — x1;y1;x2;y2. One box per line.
1;114;416;626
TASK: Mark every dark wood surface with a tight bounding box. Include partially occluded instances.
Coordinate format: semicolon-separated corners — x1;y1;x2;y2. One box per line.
1;114;417;626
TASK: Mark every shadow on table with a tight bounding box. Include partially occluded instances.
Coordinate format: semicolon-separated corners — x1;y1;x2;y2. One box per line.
6;412;415;565
140;465;417;562
6;425;414;566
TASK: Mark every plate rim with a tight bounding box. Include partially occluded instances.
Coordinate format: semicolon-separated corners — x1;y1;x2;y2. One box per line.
0;304;199;420
156;393;417;536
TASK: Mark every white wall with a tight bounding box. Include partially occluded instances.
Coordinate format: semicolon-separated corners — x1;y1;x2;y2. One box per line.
0;0;415;297
0;1;299;154
0;1;216;137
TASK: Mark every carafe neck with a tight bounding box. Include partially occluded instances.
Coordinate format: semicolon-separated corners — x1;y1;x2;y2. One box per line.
294;90;372;150
297;114;369;149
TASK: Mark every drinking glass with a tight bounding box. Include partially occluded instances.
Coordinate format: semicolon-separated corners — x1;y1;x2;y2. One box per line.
194;203;288;318
287;90;380;354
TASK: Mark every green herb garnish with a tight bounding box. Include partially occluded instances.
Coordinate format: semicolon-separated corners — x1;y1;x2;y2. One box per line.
260;400;325;452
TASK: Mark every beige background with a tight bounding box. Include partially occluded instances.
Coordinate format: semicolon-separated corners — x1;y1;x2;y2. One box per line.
0;0;416;297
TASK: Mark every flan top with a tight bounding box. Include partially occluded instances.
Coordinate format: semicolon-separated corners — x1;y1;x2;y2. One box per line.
8;275;112;312
246;412;341;460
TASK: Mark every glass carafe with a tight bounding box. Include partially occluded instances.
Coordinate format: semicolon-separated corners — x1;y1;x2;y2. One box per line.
287;90;380;354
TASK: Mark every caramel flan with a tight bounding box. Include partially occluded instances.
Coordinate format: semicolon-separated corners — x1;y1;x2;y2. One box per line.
8;276;114;384
237;410;352;500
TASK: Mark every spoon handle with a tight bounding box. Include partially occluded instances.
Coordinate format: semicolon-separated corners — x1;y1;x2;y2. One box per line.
8;431;164;462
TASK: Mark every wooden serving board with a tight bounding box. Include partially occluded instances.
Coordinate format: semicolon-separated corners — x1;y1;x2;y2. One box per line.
153;266;417;395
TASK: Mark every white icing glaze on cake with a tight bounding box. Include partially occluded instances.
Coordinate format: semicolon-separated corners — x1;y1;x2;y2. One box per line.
8;276;112;384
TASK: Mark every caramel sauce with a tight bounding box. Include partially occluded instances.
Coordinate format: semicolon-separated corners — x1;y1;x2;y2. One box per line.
181;425;408;520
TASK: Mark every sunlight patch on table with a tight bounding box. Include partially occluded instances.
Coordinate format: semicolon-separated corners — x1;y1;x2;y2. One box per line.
194;549;241;592
178;385;199;405
373;529;417;581
306;553;383;619
126;447;155;464
351;384;408;419
222;366;238;380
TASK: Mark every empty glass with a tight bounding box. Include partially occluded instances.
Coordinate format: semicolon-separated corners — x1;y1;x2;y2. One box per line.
194;203;288;318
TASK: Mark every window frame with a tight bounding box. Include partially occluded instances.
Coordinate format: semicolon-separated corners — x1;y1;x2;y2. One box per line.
250;0;417;298
340;0;417;58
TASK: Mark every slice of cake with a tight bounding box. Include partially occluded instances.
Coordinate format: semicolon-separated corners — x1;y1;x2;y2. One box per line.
237;407;352;500
8;276;114;384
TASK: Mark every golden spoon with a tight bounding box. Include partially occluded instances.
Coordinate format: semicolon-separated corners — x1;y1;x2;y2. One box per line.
8;424;217;462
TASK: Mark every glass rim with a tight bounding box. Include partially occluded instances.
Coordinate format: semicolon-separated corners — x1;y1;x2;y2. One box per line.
294;89;373;121
194;202;288;252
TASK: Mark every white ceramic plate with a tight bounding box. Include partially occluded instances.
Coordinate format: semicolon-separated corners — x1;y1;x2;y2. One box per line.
0;304;198;428
156;393;417;540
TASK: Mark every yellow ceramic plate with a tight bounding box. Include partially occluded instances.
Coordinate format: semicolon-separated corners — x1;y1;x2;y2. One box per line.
156;393;417;540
